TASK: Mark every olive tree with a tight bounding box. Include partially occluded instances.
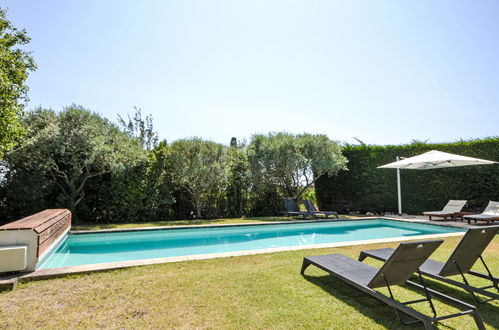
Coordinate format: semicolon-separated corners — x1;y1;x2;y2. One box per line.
247;132;347;200
0;8;37;157
169;138;226;218
6;105;146;218
226;143;251;217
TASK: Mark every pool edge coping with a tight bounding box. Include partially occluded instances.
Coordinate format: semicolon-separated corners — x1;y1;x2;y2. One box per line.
16;231;466;282
1;216;475;286
69;216;471;234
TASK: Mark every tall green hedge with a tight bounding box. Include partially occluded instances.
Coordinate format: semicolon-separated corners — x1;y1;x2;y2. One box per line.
315;138;499;215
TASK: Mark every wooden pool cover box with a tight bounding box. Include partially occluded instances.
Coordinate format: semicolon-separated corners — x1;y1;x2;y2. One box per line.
0;209;71;273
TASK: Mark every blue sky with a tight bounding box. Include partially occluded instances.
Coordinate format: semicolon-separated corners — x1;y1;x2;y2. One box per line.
2;1;498;145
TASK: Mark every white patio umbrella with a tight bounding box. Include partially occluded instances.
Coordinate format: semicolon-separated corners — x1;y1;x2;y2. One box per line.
378;150;497;215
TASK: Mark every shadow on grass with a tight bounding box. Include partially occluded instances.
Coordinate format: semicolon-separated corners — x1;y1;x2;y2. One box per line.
302;274;422;329
302;273;498;329
303;271;499;329
410;276;499;329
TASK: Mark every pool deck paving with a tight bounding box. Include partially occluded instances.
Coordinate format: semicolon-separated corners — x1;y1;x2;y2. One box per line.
0;214;493;290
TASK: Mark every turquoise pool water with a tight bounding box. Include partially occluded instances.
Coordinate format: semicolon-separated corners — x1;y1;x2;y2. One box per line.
38;219;464;269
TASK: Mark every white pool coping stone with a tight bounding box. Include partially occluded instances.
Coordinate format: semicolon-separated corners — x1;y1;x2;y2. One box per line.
4;216;476;284
71;215;471;234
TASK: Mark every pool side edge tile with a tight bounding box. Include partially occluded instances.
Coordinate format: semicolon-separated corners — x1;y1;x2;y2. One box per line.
21;231;465;281
70;216;471;235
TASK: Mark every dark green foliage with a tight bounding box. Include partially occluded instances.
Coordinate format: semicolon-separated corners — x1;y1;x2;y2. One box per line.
0;8;37;158
248;133;347;199
316;138;499;215
0;106;173;224
76;158;175;224
5;106;147;219
6;106;497;225
249;186;283;217
225;145;251;217
168;138;227;218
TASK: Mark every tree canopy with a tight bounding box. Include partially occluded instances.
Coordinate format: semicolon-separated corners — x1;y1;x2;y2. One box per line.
6;105;146;218
0;8;37;158
169;138;227;218
247;132;347;199
118;106;159;151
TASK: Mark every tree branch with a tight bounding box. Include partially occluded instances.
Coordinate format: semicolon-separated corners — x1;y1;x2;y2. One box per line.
74;190;85;207
295;172;323;200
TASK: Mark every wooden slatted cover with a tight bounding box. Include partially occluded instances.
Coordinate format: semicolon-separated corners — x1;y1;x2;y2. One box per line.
0;209;71;257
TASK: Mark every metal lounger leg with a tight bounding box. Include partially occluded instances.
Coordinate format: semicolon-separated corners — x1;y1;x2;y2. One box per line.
382;274;426;326
416;271;437;318
300;259;311;275
478;256;499;292
453;260;496;304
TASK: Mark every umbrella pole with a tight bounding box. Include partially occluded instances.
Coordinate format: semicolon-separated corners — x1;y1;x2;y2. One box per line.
396;157;402;215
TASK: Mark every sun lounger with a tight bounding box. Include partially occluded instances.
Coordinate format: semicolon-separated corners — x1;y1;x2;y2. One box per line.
301;240;484;329
359;225;499;304
303;199;339;219
463;201;499;225
423;200;467;220
283;198;313;219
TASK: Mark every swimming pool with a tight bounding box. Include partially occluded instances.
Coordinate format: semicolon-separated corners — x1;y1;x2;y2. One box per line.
38;219;464;270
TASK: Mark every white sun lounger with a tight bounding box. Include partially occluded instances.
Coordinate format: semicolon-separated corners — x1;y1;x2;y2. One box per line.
464;201;499;225
423;200;467;220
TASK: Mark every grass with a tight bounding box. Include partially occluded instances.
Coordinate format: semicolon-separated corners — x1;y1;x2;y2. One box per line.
72;217;285;231
0;235;497;329
72;215;360;231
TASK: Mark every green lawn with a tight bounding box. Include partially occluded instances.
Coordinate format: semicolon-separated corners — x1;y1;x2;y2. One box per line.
0;234;497;329
72;217;285;231
72;216;360;231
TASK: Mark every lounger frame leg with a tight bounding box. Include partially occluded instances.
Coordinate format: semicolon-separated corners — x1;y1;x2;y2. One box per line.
359;250;499;302
300;259;311;275
358;251;368;262
382;272;438;326
453;258;498;303
478;256;499;291
406;280;485;330
380;272;485;330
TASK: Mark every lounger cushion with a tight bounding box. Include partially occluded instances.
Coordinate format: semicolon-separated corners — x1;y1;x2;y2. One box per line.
304;254;377;287
423;211;454;216
464;214;499;219
423;200;467;216
464;201;499;221
360;248;445;275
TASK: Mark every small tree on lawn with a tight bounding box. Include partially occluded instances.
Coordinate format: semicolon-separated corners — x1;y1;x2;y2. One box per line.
247;132;347;200
169;138;226;218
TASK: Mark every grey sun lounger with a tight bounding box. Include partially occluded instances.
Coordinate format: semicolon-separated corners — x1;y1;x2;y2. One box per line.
301;240;485;329
423;200;467;221
464;201;499;225
359;225;499;304
283;198;313;219
303;199;339;219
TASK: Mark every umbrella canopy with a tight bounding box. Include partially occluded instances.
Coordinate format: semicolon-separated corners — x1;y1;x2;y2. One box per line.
378;150;497;170
377;150;497;215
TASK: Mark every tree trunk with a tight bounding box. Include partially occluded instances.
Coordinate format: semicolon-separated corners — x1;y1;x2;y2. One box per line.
68;183;85;222
66;189;78;222
295;173;323;200
195;198;202;218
